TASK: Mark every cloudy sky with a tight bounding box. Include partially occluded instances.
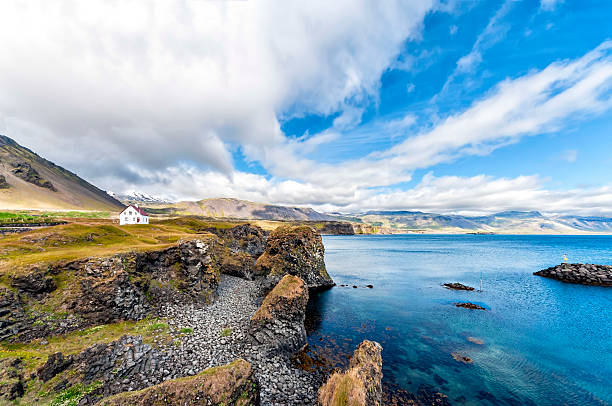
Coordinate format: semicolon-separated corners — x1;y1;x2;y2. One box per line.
1;0;611;215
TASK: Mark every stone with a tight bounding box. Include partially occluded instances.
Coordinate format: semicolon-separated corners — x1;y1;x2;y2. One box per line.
451;352;473;364
443;282;475;291
250;275;309;355
255;225;334;290
98;359;259;406
534;263;612;286
455;302;486;310
318;340;383;406
37;352;74;382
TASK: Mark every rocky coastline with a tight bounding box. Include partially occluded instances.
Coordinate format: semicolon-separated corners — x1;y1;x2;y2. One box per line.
0;222;385;405
534;263;612;286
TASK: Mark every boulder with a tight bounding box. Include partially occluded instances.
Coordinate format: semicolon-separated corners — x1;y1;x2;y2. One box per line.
255;225;334;290
98;359;259;406
249;275;309;354
455;302;486;310
220;251;256;280
443;282;474;291
318;340;383;406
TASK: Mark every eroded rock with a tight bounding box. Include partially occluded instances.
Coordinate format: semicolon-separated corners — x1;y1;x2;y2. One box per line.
250;275;309;354
255;225;334;290
534;263;612;286
455;302;486;310
443;282;474;291
318;340;383;406
98;359;259;406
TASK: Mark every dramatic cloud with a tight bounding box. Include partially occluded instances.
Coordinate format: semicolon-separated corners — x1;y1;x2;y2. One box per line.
0;0;435;181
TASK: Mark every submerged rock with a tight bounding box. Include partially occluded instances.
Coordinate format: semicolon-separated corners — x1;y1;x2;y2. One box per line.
318;340;383;406
98;359;258;406
443;282;475;291
451;352;473;364
255;225;334;290
455;302;486;310
250;275;309;354
534;263;612;286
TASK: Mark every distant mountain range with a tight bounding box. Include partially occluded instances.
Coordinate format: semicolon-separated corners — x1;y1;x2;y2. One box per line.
0;135;123;211
169;198;335;221
339;210;612;234
108;191;173;205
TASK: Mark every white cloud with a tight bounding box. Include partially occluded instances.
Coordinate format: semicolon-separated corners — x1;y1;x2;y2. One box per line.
449;25;458;36
0;0;435;180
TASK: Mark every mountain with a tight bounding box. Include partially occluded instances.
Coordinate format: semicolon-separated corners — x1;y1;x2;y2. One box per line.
337;210;612;234
108;191;173;205
0;135;123;211
170;198;334;221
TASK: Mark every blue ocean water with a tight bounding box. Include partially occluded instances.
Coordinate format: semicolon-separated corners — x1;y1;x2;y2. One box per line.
307;235;612;406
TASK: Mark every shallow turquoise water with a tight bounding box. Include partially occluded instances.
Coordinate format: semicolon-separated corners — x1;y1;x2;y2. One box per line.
308;235;612;406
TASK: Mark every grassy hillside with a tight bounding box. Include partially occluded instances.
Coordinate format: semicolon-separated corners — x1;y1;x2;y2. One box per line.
0;135;123;211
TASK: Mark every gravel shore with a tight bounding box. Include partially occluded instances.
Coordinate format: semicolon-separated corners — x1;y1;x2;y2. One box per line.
158;275;323;406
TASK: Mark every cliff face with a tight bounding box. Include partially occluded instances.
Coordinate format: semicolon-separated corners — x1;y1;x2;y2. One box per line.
255;225;334;290
99;358;259;406
249;275;309;354
318;340;383;406
534;263;612;286
2;238;220;342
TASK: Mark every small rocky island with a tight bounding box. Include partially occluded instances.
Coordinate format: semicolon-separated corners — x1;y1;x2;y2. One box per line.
0;220;383;405
534;263;612;286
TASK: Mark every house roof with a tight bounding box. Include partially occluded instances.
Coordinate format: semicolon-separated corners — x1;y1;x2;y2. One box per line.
124;205;149;216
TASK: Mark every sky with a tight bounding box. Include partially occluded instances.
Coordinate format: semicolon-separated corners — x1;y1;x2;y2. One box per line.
0;0;611;215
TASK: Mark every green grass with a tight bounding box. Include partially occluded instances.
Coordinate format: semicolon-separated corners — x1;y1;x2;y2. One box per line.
179;327;193;334
0;211;56;224
220;327;232;337
50;381;102;406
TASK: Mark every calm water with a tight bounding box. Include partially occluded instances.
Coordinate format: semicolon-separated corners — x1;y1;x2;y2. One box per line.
307;235;612;406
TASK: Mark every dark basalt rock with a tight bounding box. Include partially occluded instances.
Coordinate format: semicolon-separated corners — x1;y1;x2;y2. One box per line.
318;340;383;406
11;269;57;296
250;275;309;355
256;225;334;290
0;288;28;341
98;359;259;406
220;251;255;280
534;263;612;286
37;352;74;382
451;352;473;364
443;282;475;291
10;161;56;191
0;175;10;189
455;302;486;310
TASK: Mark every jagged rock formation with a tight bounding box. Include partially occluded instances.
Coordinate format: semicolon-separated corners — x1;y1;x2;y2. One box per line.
0;174;9;189
3;238;219;341
10;161;56;191
443;282;475;291
99;358;259;406
318;340;383;406
255;225;334;290
210;223;268;280
534;263;612;286
250;275;309;354
316;221;355;235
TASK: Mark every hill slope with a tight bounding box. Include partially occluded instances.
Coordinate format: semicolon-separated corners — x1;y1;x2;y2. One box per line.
339;210;612;234
171;198;334;221
0;135;123;211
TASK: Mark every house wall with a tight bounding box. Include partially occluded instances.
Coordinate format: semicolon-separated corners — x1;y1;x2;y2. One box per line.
119;206;149;225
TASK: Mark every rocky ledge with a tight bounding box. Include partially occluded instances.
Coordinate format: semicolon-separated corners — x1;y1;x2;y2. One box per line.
318;340;383;406
98;359;259;406
250;275;309;355
534;263;612;286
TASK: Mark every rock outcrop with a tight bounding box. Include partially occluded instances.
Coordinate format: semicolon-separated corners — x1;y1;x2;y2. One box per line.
209;223;267;280
317;222;355;235
443;282;474;291
4;238;219;341
318;340;383;406
255;225;334;290
534;263;612;286
98;359;259;406
250;275;309;354
455;302;486;310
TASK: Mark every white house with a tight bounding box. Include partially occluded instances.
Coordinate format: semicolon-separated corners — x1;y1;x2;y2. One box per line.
120;204;149;225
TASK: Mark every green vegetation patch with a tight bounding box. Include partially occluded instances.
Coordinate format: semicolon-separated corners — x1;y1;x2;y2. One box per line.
220;327;232;337
51;381;102;406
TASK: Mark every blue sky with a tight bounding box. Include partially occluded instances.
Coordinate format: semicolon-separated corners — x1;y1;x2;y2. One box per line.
0;0;611;214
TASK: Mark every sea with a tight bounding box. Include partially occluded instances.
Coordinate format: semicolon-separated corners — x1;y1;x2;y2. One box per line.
306;234;612;406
